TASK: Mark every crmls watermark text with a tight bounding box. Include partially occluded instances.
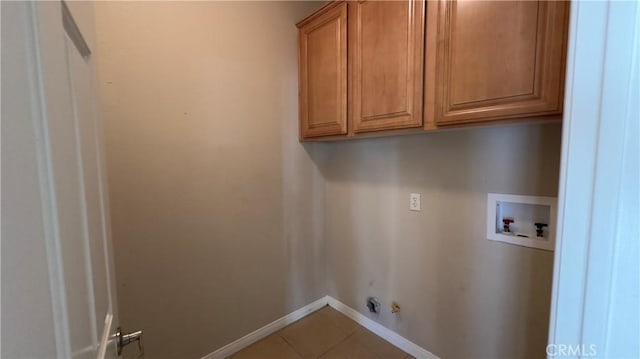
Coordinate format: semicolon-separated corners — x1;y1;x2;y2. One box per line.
546;344;597;357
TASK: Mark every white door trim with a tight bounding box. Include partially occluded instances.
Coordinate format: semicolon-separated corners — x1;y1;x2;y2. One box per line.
548;0;639;357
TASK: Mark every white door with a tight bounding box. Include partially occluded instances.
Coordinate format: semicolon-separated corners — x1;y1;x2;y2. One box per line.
2;1;126;358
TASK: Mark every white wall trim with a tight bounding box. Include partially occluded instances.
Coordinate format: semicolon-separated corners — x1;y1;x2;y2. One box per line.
202;296;438;359
201;296;329;359
326;297;438;359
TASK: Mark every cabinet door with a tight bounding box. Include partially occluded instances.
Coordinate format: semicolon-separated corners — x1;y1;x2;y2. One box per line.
350;1;425;133
435;0;569;125
298;2;347;139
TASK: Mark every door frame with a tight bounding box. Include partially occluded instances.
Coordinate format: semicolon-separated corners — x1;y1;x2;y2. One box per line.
548;0;639;357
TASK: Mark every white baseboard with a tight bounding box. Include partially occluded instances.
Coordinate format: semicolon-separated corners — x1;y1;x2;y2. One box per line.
325;297;438;359
201;296;329;359
201;295;438;359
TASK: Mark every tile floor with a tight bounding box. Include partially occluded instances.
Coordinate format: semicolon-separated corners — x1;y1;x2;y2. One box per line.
230;306;413;359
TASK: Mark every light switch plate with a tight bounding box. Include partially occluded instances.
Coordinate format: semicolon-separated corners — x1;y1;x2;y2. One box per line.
410;193;421;211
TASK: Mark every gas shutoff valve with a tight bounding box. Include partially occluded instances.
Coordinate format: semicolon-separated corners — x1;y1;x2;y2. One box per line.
391;302;400;313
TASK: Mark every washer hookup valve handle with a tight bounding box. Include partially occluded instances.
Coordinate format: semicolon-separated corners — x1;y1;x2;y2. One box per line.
534;222;548;237
502;218;514;233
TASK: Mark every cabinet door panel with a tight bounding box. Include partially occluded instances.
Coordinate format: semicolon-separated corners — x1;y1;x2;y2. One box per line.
435;0;569;125
351;1;425;133
298;3;347;139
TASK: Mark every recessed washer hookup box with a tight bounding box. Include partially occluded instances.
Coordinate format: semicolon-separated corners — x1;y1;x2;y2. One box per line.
487;193;557;251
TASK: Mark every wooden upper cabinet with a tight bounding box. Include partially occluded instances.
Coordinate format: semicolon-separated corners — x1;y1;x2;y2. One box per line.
434;0;569;126
296;0;569;140
298;2;347;139
350;1;425;133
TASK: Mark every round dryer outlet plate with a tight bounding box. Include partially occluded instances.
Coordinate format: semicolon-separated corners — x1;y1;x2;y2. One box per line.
366;297;381;313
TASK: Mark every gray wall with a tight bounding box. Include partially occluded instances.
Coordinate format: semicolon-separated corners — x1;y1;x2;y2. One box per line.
93;2;326;357
321;123;562;358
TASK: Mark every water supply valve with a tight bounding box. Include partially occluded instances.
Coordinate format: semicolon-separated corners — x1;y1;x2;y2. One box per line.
502;218;514;233
535;222;548;238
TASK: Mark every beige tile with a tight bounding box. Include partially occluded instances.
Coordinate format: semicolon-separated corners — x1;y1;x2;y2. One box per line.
231;308;409;359
320;328;408;359
354;328;407;359
279;307;356;358
316;307;361;334
230;335;301;359
317;332;377;359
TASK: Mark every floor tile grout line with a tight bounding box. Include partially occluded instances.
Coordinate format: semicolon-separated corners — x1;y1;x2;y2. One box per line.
314;329;358;358
277;331;305;358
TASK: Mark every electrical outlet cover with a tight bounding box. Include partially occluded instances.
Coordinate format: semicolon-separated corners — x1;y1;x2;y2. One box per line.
410;193;421;211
